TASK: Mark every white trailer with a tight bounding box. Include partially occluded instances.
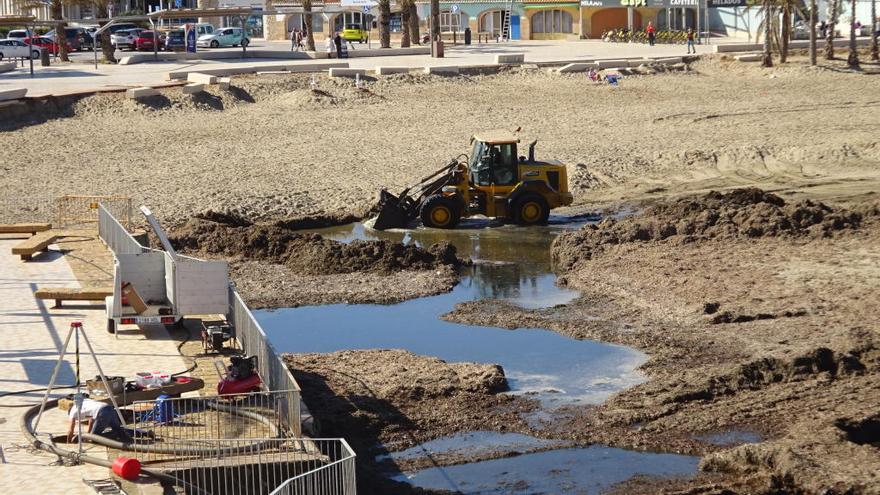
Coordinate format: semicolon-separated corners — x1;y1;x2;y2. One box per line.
100;205;229;334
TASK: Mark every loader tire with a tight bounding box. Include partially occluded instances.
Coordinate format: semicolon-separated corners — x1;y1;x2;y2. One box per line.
420;195;461;229
511;193;550;226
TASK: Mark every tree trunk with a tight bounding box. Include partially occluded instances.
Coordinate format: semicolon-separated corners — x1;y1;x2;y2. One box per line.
51;1;69;62
430;0;440;42
847;0;859;66
762;0;773;66
781;5;790;62
409;3;420;44
872;0;878;60
379;0;391;48
825;0;838;59
809;0;817;64
95;2;116;64
303;0;316;51
400;0;411;47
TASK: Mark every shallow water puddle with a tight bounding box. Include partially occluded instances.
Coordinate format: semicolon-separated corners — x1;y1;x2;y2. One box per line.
389;446;700;494
258;219;646;407
257;218;698;490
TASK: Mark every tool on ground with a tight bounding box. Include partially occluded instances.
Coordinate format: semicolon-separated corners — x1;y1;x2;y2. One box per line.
200;321;234;354
82;478;128;495
33;321;126;460
216;355;262;395
374;128;573;230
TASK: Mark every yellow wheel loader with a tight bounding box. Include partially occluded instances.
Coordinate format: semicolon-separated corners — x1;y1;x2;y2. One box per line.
374;129;574;230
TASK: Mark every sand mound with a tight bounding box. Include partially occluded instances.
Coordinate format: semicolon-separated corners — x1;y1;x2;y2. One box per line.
553;188;865;269
168;215;463;275
277;87;385;108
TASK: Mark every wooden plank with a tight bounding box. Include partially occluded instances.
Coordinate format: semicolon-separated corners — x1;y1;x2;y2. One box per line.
0;223;51;234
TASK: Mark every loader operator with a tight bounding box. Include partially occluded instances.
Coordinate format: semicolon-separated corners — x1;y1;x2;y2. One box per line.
62;397;133;443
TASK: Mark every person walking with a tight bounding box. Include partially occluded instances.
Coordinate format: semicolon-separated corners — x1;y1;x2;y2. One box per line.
334;31;343;59
325;32;335;57
686;27;696;54
295;29;304;51
290;28;297;51
646;21;656;46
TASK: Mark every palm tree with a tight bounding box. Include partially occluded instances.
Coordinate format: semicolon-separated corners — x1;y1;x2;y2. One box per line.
825;0;839;59
761;0;774;66
49;0;70;62
303;0;315;51
400;0;412;47
378;0;391;48
430;0;440;43
846;0;859;66
871;0;878;60
408;3;420;44
809;0;817;64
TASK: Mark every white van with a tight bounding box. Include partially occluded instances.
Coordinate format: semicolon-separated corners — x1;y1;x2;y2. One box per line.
194;23;214;36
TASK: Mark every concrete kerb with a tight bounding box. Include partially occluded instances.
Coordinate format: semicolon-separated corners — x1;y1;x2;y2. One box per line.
187;72;218;85
182;82;205;94
329;67;367;78
495;53;525;64
424;65;460;74
374;66;410;75
0;62;16;74
166;62;349;81
555;62;599;73
735;53;763;62
0;88;27;101
125;87;159;99
714;37;873;53
217;77;231;90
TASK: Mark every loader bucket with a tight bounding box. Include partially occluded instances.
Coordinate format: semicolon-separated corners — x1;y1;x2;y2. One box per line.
373;189;410;230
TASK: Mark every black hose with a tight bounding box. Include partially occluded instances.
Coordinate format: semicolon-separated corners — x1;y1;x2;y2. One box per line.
20;398;208;495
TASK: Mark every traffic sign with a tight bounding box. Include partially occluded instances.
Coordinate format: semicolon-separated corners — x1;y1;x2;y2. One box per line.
363;5;370;13
450;4;459;12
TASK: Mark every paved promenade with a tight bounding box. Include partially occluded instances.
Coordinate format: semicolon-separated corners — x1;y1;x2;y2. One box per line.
0;235;187;494
0;39;719;97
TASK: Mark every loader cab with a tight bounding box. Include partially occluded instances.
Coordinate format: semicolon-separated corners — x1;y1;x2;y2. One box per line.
469;133;519;187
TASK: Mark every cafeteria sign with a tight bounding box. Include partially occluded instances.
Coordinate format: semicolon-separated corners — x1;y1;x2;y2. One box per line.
340;0;378;6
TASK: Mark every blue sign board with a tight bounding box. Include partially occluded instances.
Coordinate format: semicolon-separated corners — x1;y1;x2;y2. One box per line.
450;4;459;12
174;0;182;8
186;27;196;52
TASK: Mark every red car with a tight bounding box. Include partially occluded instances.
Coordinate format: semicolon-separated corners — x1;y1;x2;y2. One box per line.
135;31;166;51
24;36;71;55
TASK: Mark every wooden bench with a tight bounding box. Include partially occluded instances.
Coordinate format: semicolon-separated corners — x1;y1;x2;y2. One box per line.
0;223;52;235
11;233;60;261
34;287;113;308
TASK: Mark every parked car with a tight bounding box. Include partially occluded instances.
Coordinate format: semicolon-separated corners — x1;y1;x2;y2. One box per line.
6;29;32;40
342;23;368;43
0;38;40;59
45;27;91;51
111;28;144;50
194;23;214;36
24;36;71;55
196;27;248;48
135;30;166;51
164;30;186;51
107;23;139;34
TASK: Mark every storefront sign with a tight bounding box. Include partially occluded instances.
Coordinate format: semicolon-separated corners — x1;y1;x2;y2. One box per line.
340;0;378;6
707;0;748;6
620;0;647;6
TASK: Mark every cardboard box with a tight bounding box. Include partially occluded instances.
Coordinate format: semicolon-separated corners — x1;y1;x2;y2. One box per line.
121;282;148;314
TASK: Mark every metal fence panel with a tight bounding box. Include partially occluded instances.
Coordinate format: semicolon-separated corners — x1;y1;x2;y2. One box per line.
98;204;146;255
229;287;303;437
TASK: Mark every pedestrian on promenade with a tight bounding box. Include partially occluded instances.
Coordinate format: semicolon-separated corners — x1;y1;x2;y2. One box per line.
290;28;296;51
334;31;343;59
819;20;827;38
326;32;335;57
686;27;696;54
295;29;304;51
647;21;656;46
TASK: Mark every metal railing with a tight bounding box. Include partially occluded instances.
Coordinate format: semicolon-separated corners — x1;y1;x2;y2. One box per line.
229;287;303;437
130;434;354;495
269;439;357;495
98;203;146;255
58;194;132;229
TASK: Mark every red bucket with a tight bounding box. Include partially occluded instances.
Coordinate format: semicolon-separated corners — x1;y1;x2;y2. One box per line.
112;456;141;481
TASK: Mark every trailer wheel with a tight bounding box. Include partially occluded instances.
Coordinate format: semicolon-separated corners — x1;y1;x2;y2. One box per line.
107;319;116;334
511;193;550;226
420;195;461;229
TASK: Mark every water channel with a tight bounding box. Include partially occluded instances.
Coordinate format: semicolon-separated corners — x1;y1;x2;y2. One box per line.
256;216;700;493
